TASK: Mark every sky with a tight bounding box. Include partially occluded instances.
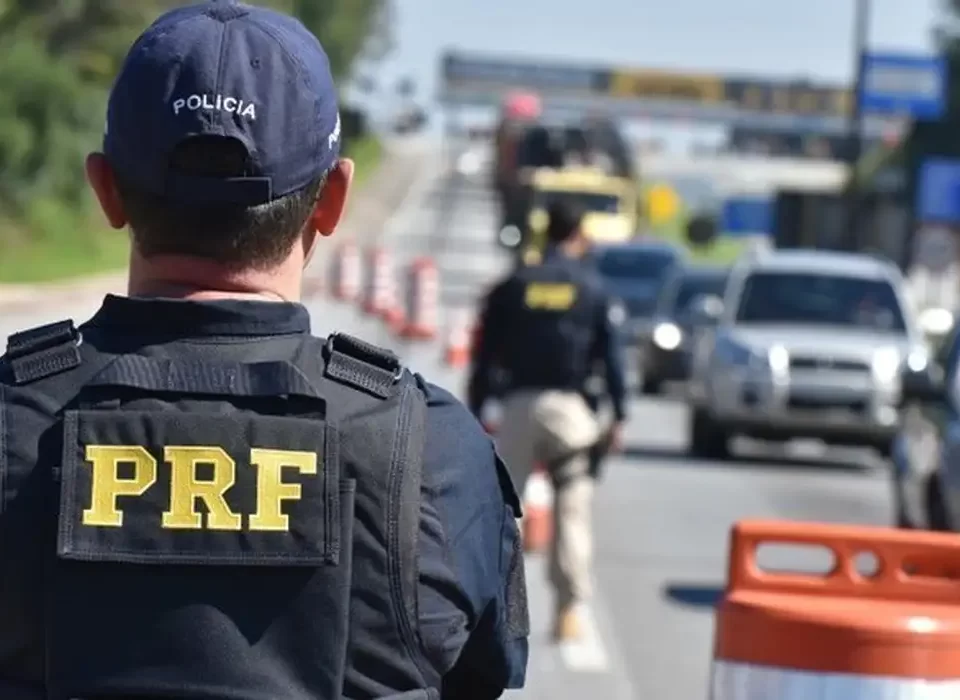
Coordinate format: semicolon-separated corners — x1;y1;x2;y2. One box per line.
357;0;941;145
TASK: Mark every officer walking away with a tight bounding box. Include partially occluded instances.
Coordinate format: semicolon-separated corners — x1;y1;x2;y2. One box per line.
0;3;528;699
468;199;628;642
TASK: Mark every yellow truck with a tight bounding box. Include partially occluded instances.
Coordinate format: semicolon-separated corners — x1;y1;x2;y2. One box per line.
520;166;641;263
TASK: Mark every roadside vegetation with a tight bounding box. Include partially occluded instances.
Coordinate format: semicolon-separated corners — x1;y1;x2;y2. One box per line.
0;0;390;283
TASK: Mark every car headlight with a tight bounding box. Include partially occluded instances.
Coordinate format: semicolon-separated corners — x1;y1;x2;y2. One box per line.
871;347;900;382
608;300;628;327
906;347;929;372
653;322;682;350
498;225;522;247
768;344;789;374
918;307;954;336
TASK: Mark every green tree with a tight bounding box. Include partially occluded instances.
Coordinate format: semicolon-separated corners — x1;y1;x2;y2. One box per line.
0;0;391;271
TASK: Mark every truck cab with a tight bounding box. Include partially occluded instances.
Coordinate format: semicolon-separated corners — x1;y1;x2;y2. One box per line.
521;167;640;262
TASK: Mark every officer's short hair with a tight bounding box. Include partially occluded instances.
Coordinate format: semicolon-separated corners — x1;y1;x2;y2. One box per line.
546;200;585;243
104;3;342;271
115;136;327;271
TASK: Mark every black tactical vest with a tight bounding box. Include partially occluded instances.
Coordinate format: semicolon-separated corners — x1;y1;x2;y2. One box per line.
0;320;438;700
500;260;599;391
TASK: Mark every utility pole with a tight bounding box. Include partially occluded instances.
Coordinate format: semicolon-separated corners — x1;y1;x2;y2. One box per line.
844;0;871;243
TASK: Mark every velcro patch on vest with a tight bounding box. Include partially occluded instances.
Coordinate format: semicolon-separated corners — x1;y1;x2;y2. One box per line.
524;282;577;311
57;410;340;566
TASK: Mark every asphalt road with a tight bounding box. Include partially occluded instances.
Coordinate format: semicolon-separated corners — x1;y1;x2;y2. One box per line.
0;145;897;699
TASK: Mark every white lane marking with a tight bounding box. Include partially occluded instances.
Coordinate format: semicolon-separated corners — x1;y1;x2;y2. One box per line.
558;602;610;672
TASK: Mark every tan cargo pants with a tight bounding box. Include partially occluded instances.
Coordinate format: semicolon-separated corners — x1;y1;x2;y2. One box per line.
496;390;601;609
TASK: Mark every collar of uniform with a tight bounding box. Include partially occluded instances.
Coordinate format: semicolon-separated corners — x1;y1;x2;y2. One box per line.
86;294;311;337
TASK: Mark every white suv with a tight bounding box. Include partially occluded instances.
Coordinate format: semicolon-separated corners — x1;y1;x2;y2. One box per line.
686;248;928;460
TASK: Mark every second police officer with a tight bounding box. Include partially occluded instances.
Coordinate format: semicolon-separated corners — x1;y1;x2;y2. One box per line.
0;2;528;698
469;199;628;642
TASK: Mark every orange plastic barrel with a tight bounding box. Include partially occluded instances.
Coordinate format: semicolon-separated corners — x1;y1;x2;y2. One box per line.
711;520;960;699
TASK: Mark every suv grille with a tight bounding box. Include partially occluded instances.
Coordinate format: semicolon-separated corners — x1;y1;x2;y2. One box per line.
788;356;869;372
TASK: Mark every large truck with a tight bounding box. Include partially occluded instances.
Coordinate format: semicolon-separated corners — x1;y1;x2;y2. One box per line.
492;92;639;253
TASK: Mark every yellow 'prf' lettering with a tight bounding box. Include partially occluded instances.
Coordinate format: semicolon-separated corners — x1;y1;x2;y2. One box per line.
249;449;319;531
161;446;242;530
82;445;158;527
525;283;577;311
81;445;320;531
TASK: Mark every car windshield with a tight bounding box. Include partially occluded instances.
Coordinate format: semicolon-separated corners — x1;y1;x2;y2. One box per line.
534;190;620;214
596;248;677;280
735;271;907;332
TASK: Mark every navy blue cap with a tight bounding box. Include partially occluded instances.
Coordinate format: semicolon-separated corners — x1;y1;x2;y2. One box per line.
104;0;341;205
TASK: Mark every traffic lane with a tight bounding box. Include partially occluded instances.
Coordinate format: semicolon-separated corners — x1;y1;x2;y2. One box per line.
591;395;893;699
376;171;508;387
393;175;508;313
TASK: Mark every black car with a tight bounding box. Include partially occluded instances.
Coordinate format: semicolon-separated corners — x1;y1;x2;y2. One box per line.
892;322;958;531
639;264;730;395
589;240;685;388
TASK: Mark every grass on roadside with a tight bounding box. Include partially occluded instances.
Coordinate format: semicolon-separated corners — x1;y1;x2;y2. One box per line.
0;135;384;284
347;135;383;189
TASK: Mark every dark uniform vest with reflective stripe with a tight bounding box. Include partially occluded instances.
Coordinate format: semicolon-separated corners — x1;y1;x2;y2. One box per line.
0;321;436;700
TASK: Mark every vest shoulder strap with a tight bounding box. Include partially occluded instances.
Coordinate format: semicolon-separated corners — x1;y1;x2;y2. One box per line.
4;319;82;385
322;332;403;399
315;332;434;681
2;320;118;412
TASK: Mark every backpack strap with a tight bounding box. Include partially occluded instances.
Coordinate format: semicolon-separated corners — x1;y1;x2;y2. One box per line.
4;320;83;385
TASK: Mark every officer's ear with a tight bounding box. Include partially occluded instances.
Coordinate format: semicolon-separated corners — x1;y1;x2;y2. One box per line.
309;158;354;238
85;153;128;230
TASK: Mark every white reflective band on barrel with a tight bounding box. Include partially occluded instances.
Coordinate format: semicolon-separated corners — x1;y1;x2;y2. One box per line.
710;660;960;700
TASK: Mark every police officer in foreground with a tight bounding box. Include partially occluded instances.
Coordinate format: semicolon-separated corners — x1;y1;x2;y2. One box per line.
0;3;528;699
468;200;627;642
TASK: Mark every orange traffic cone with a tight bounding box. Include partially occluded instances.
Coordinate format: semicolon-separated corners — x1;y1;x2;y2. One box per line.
522;464;553;553
443;310;472;368
362;247;394;317
400;257;439;340
330;242;361;301
380;267;406;333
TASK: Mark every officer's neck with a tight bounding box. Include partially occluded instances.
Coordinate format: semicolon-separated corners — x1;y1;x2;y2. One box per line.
127;250;304;303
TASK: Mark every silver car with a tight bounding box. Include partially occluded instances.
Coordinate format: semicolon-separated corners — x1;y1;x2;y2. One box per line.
687;248;928;460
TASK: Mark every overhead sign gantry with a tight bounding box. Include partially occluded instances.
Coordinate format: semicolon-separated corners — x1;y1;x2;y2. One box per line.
438;49;914;138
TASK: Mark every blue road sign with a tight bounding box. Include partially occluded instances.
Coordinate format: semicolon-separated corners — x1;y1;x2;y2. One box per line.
859;53;945;119
917;158;960;224
721;196;773;236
